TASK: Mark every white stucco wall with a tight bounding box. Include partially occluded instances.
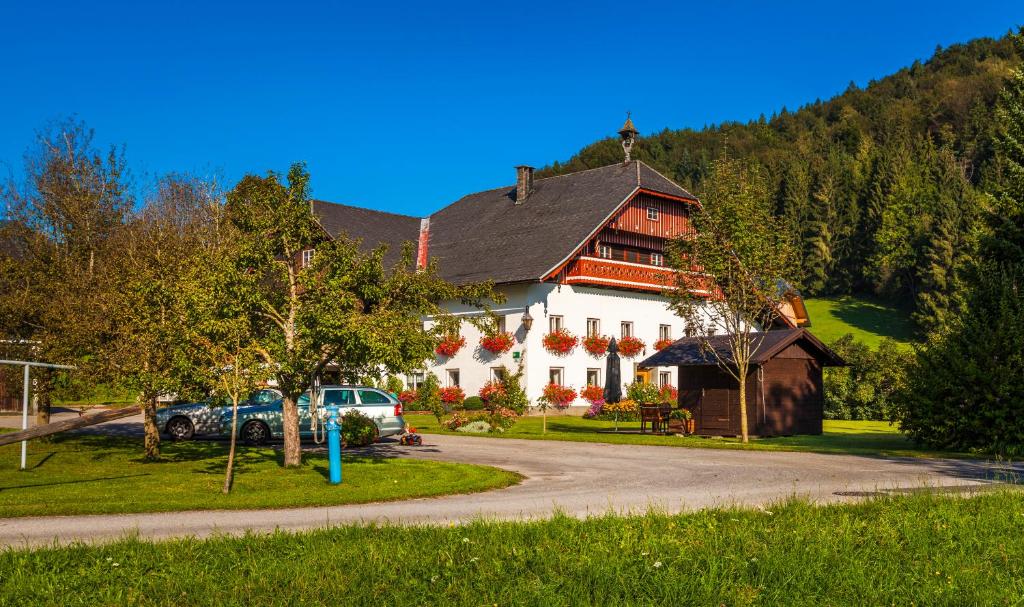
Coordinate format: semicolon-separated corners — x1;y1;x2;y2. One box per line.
417;283;715;407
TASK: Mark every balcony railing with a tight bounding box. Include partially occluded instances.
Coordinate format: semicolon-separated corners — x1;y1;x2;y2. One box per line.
563;256;713;296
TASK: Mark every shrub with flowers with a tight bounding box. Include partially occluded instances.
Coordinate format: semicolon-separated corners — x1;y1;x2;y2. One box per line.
582;334;610;357
540;383;577;409
582;400;604;419
478;380;507;404
486;406;519;431
435;335;465;358
580;384;605;405
617;335;646;358
542;329;578;356
442;412;469;431
438;386;465;406
595;398;639;421
397;389;418;405
659;384;679;404
654;338;674;351
480;332;515;354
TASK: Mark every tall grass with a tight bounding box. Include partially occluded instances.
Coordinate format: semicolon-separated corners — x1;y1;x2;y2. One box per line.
3;491;1022;605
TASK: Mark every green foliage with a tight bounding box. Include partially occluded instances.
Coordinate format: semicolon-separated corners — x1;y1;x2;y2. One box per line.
340;410;378;448
384;375;404;395
492;364;529;414
417;373;444;423
625;381;661;404
824;335;912;420
10;492;1024;605
460;396;486;411
547;32;1024;332
895;264;1024;454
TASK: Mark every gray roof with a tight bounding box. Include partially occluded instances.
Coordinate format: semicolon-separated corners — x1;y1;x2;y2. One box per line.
311;200;420;269
638;329;844;368
311;160;696;284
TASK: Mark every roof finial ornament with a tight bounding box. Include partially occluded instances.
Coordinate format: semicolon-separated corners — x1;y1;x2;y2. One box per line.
618;112;639;164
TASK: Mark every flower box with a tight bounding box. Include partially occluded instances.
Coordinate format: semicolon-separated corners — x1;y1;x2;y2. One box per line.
480;332;515;354
435;335;465;358
582;334;610;357
654;338;674;351
617;335;646;358
542;329;578;356
540;383;577;408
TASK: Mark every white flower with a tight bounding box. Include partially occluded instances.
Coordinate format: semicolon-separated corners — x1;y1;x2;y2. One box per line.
470;557;479;563
653;561;662;568
641;551;649;556
462;537;470;543
112;563;119;567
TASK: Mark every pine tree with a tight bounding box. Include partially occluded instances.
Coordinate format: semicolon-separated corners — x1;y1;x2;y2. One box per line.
983;37;1024;262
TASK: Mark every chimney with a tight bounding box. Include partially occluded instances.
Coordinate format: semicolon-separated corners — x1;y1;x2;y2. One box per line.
415;217;430;270
515;165;534;204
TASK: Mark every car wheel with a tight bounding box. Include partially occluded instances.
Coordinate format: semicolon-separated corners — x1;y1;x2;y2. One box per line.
166;417;195;441
241;421;271;446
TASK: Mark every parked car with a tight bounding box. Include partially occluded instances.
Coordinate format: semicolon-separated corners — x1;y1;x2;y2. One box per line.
223;385;406;445
156;389;283;441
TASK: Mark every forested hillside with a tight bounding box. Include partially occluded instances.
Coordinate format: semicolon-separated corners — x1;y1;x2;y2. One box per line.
542;32;1023;333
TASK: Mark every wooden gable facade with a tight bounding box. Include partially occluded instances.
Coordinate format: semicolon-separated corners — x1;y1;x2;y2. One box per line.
546;188;705;294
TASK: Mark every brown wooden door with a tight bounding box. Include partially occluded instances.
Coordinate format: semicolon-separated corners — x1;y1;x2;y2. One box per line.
700;387;732;432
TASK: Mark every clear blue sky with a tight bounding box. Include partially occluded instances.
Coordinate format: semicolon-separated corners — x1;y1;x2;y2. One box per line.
1;1;1021;216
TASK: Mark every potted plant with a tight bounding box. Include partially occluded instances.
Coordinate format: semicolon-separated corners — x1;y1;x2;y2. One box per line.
435;335;465;358
654;338;674;351
617;335;646;358
582;334;610;357
668;408;691;433
542;329;578;356
480;332;515;354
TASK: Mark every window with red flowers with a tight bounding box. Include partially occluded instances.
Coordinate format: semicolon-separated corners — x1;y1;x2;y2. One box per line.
480;331;515;354
542;328;578;356
582;334;610;357
435;335;465;357
617;335;646;358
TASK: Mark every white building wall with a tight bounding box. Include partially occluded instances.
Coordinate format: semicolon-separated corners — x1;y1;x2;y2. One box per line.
420;283;715;407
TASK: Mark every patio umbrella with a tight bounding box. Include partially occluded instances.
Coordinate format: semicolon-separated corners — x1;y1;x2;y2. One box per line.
604;337;622;404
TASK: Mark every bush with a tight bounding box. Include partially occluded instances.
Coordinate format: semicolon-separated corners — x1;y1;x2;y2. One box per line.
539;384;577;409
456;420;492;433
580;384;605;405
593;399;639;421
418;374;444;422
341;410;377;447
438;386;465;406
895;264;1024;454
478;381;505;405
824;335;912;420
384;375;404;396
626;381;661;404
492;366;529;414
461;396;486;411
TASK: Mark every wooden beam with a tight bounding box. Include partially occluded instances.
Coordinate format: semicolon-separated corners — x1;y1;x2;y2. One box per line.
0;405;142;447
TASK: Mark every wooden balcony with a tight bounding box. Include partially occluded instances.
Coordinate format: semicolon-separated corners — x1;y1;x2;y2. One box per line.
562;256;713;296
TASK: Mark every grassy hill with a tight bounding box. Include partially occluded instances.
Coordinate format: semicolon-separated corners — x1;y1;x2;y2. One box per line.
804;295;916;348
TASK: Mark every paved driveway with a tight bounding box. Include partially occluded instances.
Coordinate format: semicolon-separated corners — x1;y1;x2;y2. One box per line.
0;412;1017;547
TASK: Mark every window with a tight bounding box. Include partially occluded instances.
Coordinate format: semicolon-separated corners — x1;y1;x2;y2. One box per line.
647;207;659;221
659;372;672;387
323;389;356;406
598;244;612;259
357;389;392;405
549;315;564;333
621;321;633;338
586;318;600;337
495;315;506;334
651;253;664;266
490;367;507;382
301;248;315;268
659;324;672;341
447;369;460;387
549;367;564;385
407;372;425;389
586;368;601;386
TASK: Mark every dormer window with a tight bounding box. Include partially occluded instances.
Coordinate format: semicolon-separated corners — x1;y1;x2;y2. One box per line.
647;207;659;221
651;253;664;266
598;244;612;259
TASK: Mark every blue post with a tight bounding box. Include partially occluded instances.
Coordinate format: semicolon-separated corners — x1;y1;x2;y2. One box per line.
326;404;342;484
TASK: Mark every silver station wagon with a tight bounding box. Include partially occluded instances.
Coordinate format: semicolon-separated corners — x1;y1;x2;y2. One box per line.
157;389;283;441
224;385;406;445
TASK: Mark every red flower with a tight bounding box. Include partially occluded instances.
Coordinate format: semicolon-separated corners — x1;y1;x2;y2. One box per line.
478;380;506;404
541;383;577;408
480;331;515;354
542;329;578;356
398;389;418;404
654;338;674;351
435;335;465;357
582;334;610;357
618;336;646;358
659;384;679;404
438;386;465;405
580;384;605;405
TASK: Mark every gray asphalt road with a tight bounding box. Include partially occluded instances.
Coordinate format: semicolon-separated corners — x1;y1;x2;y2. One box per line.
0;412;1017;548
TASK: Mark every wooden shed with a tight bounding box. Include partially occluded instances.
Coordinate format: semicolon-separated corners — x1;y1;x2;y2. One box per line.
639;329;844;436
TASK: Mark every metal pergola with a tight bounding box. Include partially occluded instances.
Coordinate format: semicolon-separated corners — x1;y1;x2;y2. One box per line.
0;359;75;470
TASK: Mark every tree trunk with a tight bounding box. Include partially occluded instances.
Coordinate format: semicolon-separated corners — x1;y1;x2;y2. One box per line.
223;398;240;494
281;394;302;467
738;373;749;444
142;395;161;461
34;391;50;427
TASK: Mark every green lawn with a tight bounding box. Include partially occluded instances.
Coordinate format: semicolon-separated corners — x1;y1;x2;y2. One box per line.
0;434;519;517
407;415;973;459
3;491;1022;606
804;295;916;347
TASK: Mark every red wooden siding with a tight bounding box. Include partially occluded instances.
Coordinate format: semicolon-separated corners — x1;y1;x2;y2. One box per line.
606;193;694;239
